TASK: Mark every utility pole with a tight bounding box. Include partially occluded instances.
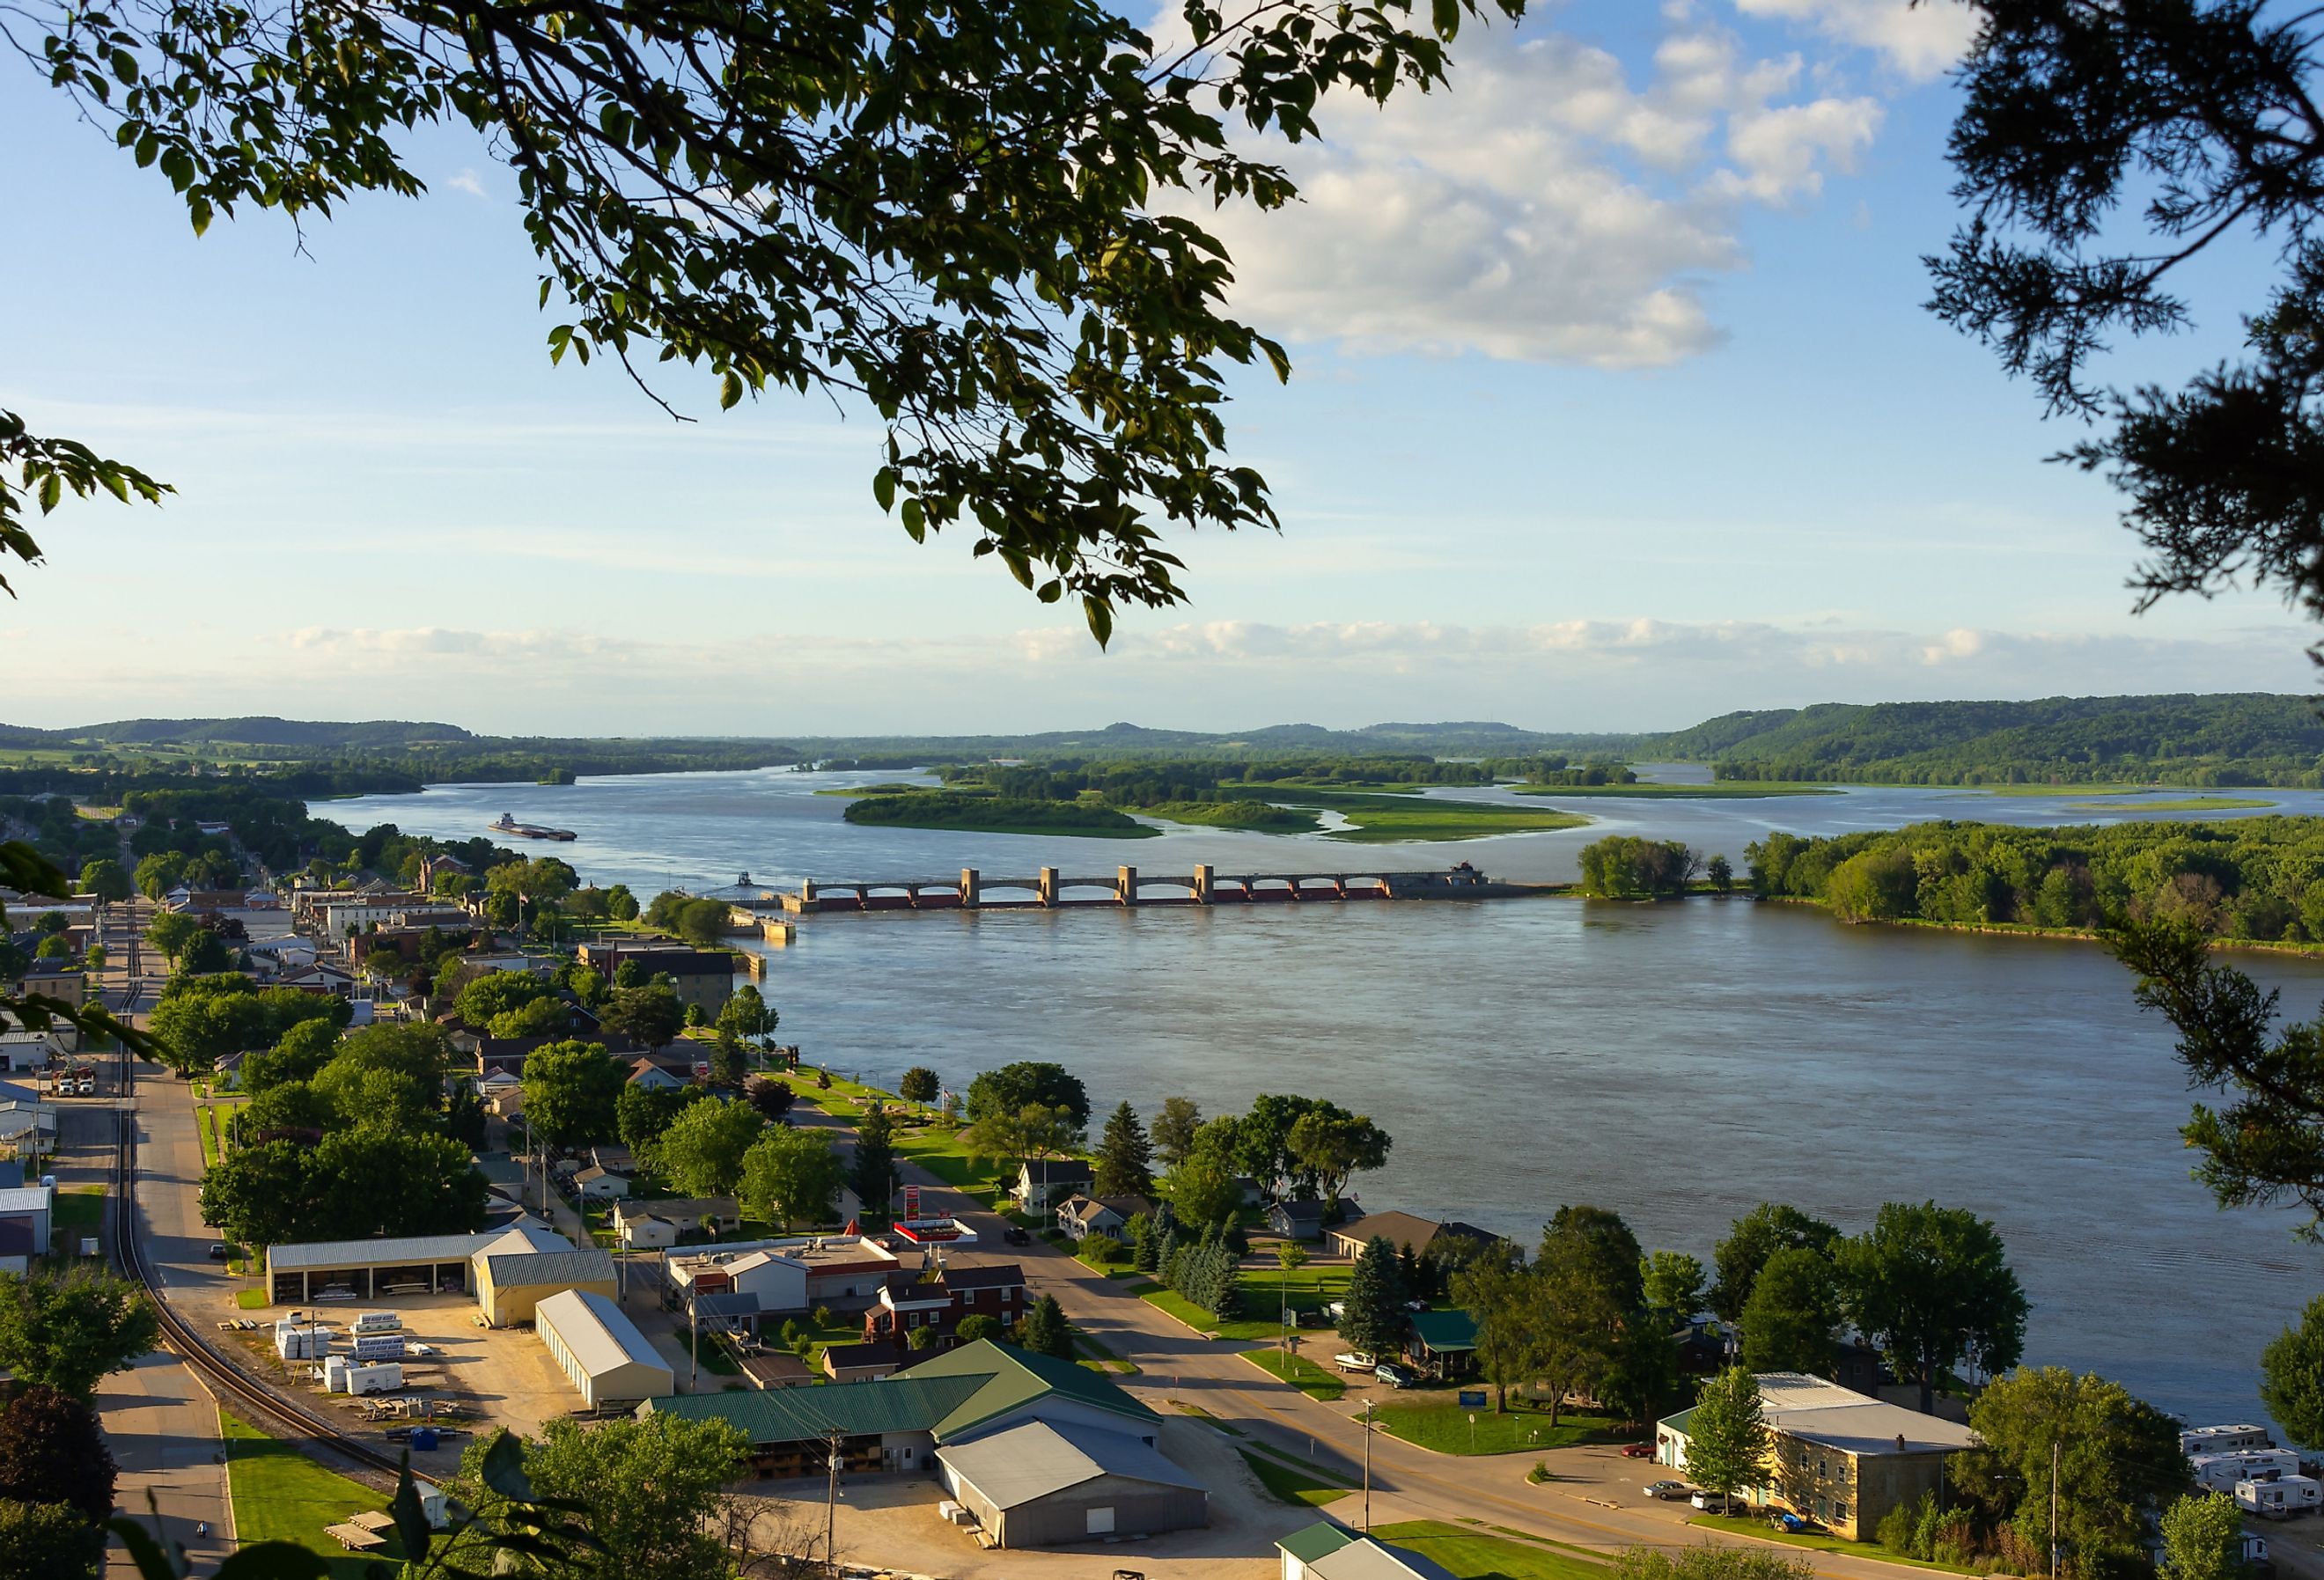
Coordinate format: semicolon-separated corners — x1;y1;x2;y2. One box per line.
825;1426;842;1578
2049;1439;2060;1580
1363;1401;1376;1532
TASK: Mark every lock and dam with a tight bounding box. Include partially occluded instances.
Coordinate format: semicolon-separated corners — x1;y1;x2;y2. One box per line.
719;865;1555;915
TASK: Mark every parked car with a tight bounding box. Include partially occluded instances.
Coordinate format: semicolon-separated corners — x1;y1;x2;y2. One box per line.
1374;1362;1418;1388
1333;1352;1378;1373
207;1243;230;1261
1646;1481;1690;1501
1691;1491;1737;1513
77;1078;94;1096
1002;1225;1031;1246
1622;1444;1654;1459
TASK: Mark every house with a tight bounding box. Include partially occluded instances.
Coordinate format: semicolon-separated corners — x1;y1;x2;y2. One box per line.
1280;1522;1460;1580
626;1059;687;1091
1015;1158;1095;1212
641;1339;1206;1547
590;1144;637;1176
822;1339;909;1384
572;1165;629;1201
666;1234;901;1310
535;1287;673;1411
1655;1372;1977;1540
1326;1210;1504;1262
614;1196;741;1251
277;963;357;997
865;1261;1028;1348
1055;1194;1159;1244
1404;1310;1478;1380
242;889;283;910
212;1051;249;1091
1268;1199;1327;1242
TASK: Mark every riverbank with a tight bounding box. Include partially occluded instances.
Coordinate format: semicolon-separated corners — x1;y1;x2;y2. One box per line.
1750;893;2324;958
835;784;1590;842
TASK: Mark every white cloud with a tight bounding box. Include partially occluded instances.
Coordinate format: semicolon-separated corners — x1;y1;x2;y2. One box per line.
445;168;489;199
1173;10;1912;364
1729;0;1976;81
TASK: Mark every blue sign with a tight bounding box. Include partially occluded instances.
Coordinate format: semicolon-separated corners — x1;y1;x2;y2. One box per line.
1458;1391;1488;1409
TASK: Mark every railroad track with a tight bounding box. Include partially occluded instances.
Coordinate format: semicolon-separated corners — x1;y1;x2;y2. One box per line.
108;1026;405;1490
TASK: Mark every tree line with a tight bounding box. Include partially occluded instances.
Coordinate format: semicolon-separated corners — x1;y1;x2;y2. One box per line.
1749;817;2324;943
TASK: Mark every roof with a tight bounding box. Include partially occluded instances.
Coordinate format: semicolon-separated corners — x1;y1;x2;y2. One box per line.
482;1247;617;1289
910;1336;1158;1439
1659;1374;1977;1458
942;1263;1025;1291
1330;1210;1504;1251
1283;1524;1362;1564
1067;1194;1156;1223
1272;1199;1327;1222
1408;1309;1478;1353
1307;1534;1460;1580
937;1419;1202;1510
692;1290;761;1319
1022;1159;1093;1180
0;1187;53;1215
267;1231;505;1273
535;1289;670;1378
824;1340;906;1371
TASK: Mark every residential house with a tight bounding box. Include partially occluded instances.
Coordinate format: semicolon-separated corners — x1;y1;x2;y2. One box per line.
865;1261;1028;1348
1015;1158;1095;1212
1055;1194;1160;1244
821;1339;910;1383
1403;1310;1478;1380
572;1166;629;1202
590;1144;636;1176
665;1233;900;1307
1326;1210;1504;1263
626;1059;687;1091
1267;1199;1327;1242
613;1195;741;1250
1655;1372;1977;1540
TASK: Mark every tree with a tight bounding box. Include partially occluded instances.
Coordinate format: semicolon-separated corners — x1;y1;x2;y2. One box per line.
33;937;70;960
606;885;639;922
1711;1203;1840;1325
1837;1201;2028;1413
1454;1259;1540;1413
0;1499;100;1580
1614;1549;1813;1580
616;1083;700;1157
233;1078;337;1145
145;912;200;968
850;1104;898;1214
2263;1295;2324;1450
1706;855;1733;895
522;1040;627;1149
717;985;775;1044
306;1126;489;1239
1163;1151;1243;1229
739;1126;846;1231
743;1077;795;1123
145;988;265;1077
1951;1367;2188;1580
956;1313;1004;1346
465;1414;746;1580
1341;1236;1409;1362
899;1066;939;1106
0;1385;116;1526
967;1062;1089;1128
706;1032;746;1089
1930;4;2324;647
1285;1109;1391;1215
178;929;234;974
2160;1493;2246;1580
455;970;552;1029
1153;1096;1202;1168
75;860;129;903
1683;1368;1769;1507
603;984;683;1048
1739;1246;1842;1377
489;996;574;1040
1532;1214;1633;1431
1541;1204;1645;1313
0;1270;158;1399
198;1140;311;1246
1642;1251;1706;1323
612;959;646;991
1093;1101;1154;1197
657;1099;766;1199
9;0;1534;631
1019;1295;1074;1362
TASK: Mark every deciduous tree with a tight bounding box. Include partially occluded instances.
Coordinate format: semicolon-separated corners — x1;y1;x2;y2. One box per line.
461;1415;746;1580
198;1139;311;1246
1152;1096;1202;1168
1837;1201;2027;1412
899;1066;939;1106
307;1126;489;1239
1682;1369;1769;1507
1286;1109;1390;1215
2264;1295;2324;1450
75;860;129;903
0;1385;116;1525
1642;1251;1706;1323
1453;1258;1539;1413
656;1099;766;1199
967;1062;1088;1128
1739;1246;1842;1377
603;984;684;1048
2161;1493;2247;1580
739;1126;846;1231
0;1498;100;1580
522;1040;627;1149
0;1271;158;1399
1711;1203;1840;1325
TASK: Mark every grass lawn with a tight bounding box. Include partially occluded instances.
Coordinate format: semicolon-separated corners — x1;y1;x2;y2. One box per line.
236;1288;269;1310
1376;1400;1623;1456
1241;1347;1346;1400
2060;796;2274;812
1683;1516;1981;1576
221;1409;397;1578
197;1106;221;1171
1373;1521;1610;1580
1239;1447;1353;1507
1234;788;1589;843
1139;1287;1221;1336
51;1185;104;1252
1216;1263;1354;1341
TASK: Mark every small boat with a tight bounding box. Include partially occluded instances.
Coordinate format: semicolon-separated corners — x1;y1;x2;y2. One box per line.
489;812;577;841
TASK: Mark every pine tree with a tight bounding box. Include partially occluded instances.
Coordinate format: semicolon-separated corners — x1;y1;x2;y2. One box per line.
1128;1213;1159;1274
851;1103;898;1214
1093;1100;1154;1196
1021;1294;1073;1360
1341;1235;1410;1361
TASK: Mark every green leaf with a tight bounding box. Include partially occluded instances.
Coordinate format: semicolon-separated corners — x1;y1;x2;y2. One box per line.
388;1457;434;1565
212;1545;333;1580
480;1429;532;1502
719;369;743;409
872;467;897;511
1083;594;1114;648
899;496;925;541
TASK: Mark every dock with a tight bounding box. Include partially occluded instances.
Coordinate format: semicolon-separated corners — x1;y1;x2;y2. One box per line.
721;865;1551;915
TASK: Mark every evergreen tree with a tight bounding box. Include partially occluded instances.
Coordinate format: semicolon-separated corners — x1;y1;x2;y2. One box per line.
1154;1225;1180;1290
1020;1294;1073;1361
1341;1235;1410;1361
1093;1100;1154;1197
1398;1241;1424;1299
1128;1213;1159;1274
2262;1295;2324;1450
850;1104;898;1215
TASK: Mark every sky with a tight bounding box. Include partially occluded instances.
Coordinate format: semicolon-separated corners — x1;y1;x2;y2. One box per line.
2;0;2311;737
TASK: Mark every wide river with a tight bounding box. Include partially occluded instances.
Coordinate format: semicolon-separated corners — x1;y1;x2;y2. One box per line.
327;768;2324;1419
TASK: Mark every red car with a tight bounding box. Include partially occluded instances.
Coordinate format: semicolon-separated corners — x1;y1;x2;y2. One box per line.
1621;1444;1654;1459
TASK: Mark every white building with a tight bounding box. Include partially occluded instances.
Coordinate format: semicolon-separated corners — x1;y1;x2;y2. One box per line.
0;1183;55;1254
535;1288;674;1410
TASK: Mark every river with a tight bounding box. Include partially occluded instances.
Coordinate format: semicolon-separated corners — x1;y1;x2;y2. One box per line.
324;768;2324;1419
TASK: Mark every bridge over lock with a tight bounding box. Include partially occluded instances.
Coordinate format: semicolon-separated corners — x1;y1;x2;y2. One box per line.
745;864;1541;915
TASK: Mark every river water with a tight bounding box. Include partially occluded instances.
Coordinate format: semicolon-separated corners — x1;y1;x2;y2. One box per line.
327;768;2324;1418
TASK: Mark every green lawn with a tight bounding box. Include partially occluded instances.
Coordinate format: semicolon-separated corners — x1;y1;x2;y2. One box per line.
236;1288;269;1310
1217;1263;1354;1341
1241;1347;1346;1400
1375;1400;1623;1456
1229;788;1589;843
51;1186;104;1253
1239;1447;1353;1507
1683;1516;1982;1575
221;1409;398;1578
1139;1287;1222;1336
1372;1521;1610;1580
197;1106;221;1171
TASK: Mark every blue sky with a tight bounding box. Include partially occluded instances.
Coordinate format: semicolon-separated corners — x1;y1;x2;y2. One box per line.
2;0;2307;736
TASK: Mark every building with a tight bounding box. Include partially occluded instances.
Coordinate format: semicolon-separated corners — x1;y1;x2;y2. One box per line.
0;1183;55;1254
575;944;737;1017
823;1339;909;1383
1015;1158;1094;1211
473;1228;620;1326
534;1288;674;1410
637;1340;1200;1547
1055;1194;1158;1244
938;1418;1207;1547
626;1059;687;1091
666;1233;900;1310
1655;1372;1978;1540
572;1165;629;1201
1268;1199;1327;1241
0;1032;66;1073
614;1195;742;1250
1279;1522;1460;1580
1404;1310;1478;1379
262;1220;611;1319
867;1262;1027;1347
1325;1210;1503;1262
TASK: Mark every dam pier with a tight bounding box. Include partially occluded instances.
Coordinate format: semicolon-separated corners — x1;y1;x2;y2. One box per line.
754;864;1548;915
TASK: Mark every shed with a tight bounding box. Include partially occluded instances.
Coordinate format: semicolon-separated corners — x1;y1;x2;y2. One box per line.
474;1240;619;1327
535;1288;673;1409
938;1418;1207;1547
1268;1199;1327;1242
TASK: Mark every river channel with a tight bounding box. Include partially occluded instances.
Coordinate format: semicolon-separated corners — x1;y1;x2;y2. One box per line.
326;768;2324;1419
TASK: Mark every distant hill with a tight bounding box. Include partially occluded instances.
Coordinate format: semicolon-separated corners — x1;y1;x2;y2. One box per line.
1655;694;2324;786
67;717;476;748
